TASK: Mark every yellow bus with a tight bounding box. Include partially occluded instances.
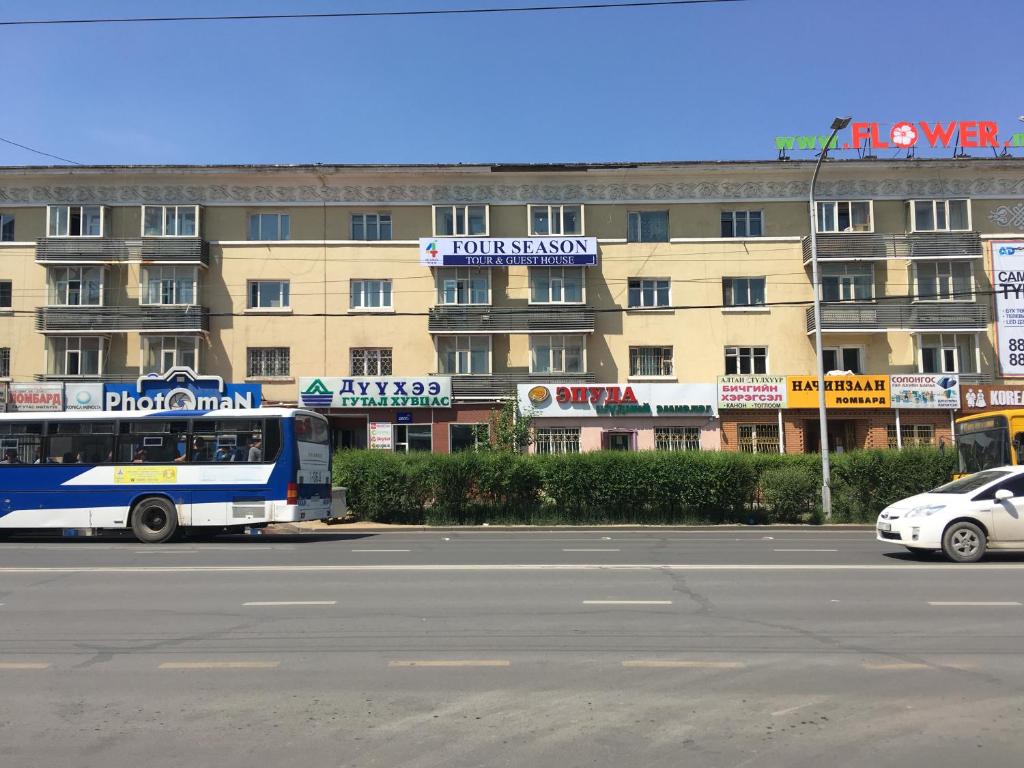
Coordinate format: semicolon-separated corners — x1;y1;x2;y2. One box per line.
954;410;1024;474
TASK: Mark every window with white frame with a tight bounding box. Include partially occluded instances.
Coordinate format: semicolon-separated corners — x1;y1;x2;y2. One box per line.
817;201;872;233
655;426;701;451
629;346;673;377
48;205;104;237
351;213;392;241
48;267;103;306
48;337;104;377
248;213;290;241
910;199;970;232
0;281;10;309
0;348;8;378
434;205;487;236
534;427;581;455
350;279;393;310
887;424;935;449
530;267;584;304
821;263;873;302
529;205;583;235
737;423;780;454
247;347;290;378
721;210;763;237
437;268;489;305
351;347;393;376
141;266;196;305
143;205;198;237
627;211;669;243
918;334;977;374
915;261;972;301
531;335;585;374
393;424;433;453
628;278;670;308
437;336;490;375
0;214;14;241
725;346;768;374
722;277;766;307
823;347;863;374
247;280;290;309
142;336;198;374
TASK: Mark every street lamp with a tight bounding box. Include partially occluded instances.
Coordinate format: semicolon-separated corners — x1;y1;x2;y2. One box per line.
808;115;851;520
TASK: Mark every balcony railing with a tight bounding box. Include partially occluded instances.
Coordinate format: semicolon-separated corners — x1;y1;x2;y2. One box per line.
428;305;596;334
805;301;990;333
802;232;983;263
36;237;209;266
432;372;597;399
36;305;210;333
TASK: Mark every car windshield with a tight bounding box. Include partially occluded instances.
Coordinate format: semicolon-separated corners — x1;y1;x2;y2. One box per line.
931;470;1011;494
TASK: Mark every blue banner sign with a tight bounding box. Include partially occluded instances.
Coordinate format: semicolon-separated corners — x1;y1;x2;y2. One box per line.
104;367;262;411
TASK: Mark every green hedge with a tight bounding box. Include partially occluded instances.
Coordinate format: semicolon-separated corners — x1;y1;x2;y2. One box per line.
332;448;957;525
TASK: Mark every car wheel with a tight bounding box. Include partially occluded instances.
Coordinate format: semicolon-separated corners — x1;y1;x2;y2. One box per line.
941;521;986;563
131;497;179;544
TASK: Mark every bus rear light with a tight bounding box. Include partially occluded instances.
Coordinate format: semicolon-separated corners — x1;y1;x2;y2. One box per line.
287;482;298;505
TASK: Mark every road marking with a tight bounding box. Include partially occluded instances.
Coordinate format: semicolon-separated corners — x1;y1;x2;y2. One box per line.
388;660;510;668
928;601;1022;607
774;549;838;552
133;550;201;554
159;661;280;670
0;662;51;670
623;660;745;669
862;662;931;671
351;549;411;553
583;600;672;605
242;600;337;606
771;702;815;717
563;548;621;552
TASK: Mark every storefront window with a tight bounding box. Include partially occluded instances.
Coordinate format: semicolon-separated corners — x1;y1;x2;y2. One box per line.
394;424;432;452
450;423;487;452
887;424;935;449
655;427;701;451
534;427;580;454
738;424;780;454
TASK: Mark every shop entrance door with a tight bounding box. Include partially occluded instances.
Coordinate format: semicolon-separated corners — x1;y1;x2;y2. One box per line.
603;432;633;451
804;419;857;453
332;417;368;450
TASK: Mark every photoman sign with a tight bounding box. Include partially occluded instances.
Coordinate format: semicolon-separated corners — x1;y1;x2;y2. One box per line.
105;368;262;411
420;237;598;267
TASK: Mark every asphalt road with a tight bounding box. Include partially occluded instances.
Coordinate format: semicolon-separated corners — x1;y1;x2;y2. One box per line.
2;527;1024;768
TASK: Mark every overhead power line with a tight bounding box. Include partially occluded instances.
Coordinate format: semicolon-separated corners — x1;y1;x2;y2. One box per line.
0;136;80;165
0;0;746;27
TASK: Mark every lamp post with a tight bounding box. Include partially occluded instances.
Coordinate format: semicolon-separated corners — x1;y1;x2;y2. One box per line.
808;116;851;520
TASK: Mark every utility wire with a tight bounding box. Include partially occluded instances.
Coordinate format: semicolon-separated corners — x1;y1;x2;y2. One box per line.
0;136;80;165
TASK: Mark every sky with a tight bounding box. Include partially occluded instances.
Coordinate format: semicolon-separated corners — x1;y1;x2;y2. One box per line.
1;0;1021;166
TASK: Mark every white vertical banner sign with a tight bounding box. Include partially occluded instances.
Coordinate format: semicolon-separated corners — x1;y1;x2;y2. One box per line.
993;241;1024;377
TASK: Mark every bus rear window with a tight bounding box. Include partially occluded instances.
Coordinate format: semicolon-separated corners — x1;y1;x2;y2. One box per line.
295;415;329;445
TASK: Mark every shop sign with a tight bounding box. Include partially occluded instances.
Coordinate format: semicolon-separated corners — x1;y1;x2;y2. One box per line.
9;383;63;412
298;377;452;409
786;375;890;409
105;367;262;411
960;384;1024;413
774;119;1016;152
717;375;787;409
396;412;413;424
64;383;104;412
369;422;393;450
992;241;1024;376
419;237;598;267
518;383;717;418
889;375;960;410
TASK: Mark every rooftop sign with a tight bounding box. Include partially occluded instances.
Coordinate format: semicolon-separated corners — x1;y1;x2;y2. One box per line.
775;120;1024;153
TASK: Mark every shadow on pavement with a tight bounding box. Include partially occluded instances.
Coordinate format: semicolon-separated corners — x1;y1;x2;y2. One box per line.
883;550;1024;563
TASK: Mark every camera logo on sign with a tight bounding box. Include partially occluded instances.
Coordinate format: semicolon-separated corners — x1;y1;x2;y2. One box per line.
528;386;550;404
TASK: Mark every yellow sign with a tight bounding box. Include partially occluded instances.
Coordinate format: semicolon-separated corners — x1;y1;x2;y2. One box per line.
113;466;178;484
786;375;890;409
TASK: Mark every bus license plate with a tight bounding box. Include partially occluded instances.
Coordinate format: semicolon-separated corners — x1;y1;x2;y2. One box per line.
878;522;892;532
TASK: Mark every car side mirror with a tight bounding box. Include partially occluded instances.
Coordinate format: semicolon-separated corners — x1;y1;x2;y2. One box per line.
995;489;1014;502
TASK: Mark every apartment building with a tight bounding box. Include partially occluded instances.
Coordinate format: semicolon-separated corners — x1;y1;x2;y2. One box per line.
1;158;1022;453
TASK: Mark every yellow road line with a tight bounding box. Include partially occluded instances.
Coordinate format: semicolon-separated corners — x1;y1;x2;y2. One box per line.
0;662;51;670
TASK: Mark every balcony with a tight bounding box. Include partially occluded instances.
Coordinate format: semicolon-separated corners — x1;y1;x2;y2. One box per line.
802;232;983;263
36;237;209;266
36;305;210;333
805;301;989;333
434;372;597;399
428;306;596;334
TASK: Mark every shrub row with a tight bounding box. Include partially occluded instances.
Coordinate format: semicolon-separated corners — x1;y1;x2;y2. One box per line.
332;448;957;526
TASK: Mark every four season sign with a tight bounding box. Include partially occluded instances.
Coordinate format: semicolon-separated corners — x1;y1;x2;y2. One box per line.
992;241;1024;377
786;375;890;408
298;377;452;409
420;237;598;267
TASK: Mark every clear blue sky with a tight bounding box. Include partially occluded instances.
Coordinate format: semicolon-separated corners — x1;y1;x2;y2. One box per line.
1;0;1021;166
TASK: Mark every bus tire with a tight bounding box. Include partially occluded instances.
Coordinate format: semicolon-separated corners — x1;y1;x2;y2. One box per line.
131;497;179;544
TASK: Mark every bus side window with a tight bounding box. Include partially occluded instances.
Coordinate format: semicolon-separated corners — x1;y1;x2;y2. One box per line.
0;422;45;464
47;421;116;464
118;421;189;463
263;419;281;463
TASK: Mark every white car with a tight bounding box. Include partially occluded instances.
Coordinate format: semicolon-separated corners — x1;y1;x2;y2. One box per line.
877;466;1024;562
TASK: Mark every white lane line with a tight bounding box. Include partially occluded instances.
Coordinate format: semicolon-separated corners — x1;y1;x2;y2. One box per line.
771;702;816;717
351;549;411;553
583;600;672;605
927;601;1022;607
774;549;838;552
242;600;337;607
563;548;621;552
623;660;745;669
0;662;51;670
388;660;510;668
133;550;201;554
862;662;931;671
159;661;280;670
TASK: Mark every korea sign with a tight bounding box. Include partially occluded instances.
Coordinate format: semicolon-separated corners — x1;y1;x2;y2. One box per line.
889;374;960;410
299;377;452;409
717;375;787;409
419;237;598;267
992;241;1024;377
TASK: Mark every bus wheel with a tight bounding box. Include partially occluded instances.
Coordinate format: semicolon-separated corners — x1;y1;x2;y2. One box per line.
131;497;179;544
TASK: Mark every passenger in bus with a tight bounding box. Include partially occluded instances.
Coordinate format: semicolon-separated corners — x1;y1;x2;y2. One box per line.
33;447;44;464
3;448;21;464
214;444;233;462
247;437;262;462
61;452;77;464
133;449;147;463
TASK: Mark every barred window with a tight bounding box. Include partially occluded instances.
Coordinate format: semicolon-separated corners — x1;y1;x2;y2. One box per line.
630;346;673;377
737;423;780;454
655;427;701;451
247;347;290;378
534;427;581;455
887;424;935;449
0;348;9;378
351;348;393;376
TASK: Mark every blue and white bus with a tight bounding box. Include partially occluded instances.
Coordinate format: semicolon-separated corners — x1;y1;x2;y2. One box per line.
0;408;332;543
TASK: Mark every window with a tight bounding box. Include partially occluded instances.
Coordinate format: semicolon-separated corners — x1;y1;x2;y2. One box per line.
529;205;583;235
46;421;116;464
915;261;972;301
725;346;768;375
722;277;766;307
191;419;269;463
143;205;198;237
247;347;290;378
247;280;290;309
0;421;43;464
721;211;762;237
817;201;872;233
919;334;977;374
248;213;290;240
534;427;581;455
48;267;103;306
0;348;9;378
0;214;14;241
0;281;10;309
628;278;670;309
450;423;487;453
823;347;863;374
821;264;873;302
351;213;392;241
438;336;490;375
627;211;668;243
434;205;487;236
47;205;103;237
737;424;780;454
437;268;489;305
142;266;196;305
142;336;198;374
394;424;432;453
629;346;673;377
351;348;393;376
887;424;935;449
910;200;970;232
655;427;701;451
530;267;584;304
117;420;190;463
350;279;393;310
48;337;104;377
531;335;585;374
